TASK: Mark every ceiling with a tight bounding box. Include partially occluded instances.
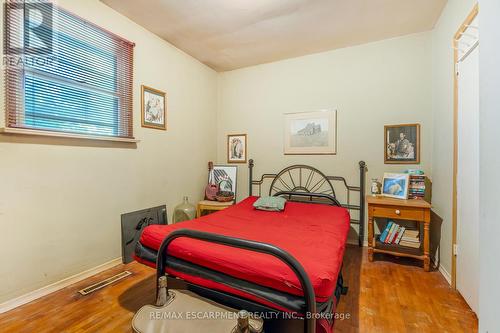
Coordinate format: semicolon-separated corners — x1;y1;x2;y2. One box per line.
101;0;447;72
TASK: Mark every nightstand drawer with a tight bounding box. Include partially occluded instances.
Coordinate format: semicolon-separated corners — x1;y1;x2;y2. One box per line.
370;205;425;221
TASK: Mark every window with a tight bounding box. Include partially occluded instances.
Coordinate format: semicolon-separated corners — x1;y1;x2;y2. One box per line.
4;1;135;139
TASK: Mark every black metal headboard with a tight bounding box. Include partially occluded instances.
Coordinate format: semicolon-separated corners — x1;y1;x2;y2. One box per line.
248;160;367;247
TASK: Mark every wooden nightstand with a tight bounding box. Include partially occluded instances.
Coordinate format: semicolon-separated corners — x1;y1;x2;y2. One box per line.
196;200;234;218
367;195;432;271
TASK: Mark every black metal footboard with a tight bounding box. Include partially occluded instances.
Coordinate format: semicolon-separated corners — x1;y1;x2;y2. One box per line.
155;229;317;333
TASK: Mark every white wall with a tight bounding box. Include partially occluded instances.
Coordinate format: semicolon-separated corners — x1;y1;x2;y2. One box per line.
430;0;476;278
0;0;218;303
217;32;433;243
478;0;500;331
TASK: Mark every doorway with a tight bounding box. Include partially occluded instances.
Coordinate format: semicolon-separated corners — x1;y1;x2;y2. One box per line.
452;6;479;315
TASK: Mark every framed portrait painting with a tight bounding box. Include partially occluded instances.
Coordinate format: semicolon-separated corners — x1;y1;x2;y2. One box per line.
141;85;166;130
284;109;337;155
385;124;420;164
227;134;247;164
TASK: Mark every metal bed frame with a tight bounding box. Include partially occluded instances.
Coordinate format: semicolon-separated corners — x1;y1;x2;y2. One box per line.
249;159;367;247
154;160;367;333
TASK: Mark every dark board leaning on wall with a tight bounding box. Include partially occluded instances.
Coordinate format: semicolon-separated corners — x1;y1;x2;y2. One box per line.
121;205;167;263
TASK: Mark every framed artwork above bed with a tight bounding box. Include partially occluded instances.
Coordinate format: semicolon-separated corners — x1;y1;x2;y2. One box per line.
284;109;337;155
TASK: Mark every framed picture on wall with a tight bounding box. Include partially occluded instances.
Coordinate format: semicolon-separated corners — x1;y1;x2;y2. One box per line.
382;173;410;199
384;124;420;164
284;109;337;155
141;85;167;130
227;134;247;163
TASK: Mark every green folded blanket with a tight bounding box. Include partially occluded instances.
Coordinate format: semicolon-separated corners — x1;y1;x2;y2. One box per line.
253;196;287;212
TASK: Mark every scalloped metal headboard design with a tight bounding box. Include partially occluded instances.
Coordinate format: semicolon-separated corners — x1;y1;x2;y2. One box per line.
248;160;367;247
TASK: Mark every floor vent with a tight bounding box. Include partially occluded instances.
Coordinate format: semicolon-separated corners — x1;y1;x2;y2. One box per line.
78;271;132;296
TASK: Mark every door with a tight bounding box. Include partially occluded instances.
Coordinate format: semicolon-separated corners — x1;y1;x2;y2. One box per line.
456;18;479;314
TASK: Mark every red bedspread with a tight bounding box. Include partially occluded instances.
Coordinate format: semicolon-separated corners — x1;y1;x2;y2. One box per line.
138;196;350;303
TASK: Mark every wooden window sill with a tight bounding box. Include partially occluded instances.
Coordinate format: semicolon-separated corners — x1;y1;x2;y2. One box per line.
0;127;140;143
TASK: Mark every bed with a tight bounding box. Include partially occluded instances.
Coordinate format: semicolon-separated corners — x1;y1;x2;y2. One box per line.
134;161;367;333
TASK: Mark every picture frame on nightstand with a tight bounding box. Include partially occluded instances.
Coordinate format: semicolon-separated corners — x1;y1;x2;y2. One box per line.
382;173;410;199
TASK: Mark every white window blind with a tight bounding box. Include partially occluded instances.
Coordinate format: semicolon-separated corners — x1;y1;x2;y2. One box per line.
4;1;135;138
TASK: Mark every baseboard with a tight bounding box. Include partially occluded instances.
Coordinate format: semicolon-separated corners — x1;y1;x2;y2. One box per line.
431;258;452;285
0;257;122;314
438;263;452;285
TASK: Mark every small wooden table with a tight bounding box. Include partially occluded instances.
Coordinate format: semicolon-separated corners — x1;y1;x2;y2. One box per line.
367;195;432;271
196;200;234;218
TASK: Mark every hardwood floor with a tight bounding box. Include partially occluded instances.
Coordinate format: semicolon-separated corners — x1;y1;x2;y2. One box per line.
336;247;477;333
0;246;477;333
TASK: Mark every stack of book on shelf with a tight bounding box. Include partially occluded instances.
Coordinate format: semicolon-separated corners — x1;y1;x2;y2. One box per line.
408;174;426;200
399;229;421;248
379;221;421;248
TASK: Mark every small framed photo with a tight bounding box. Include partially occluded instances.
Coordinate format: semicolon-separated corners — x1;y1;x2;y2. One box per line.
385;124;420;164
284;109;337;155
141;85;166;130
382;173;410;199
227;134;247;164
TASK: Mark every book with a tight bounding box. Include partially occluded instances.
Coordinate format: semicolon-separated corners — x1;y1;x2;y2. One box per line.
400;229;419;243
405;169;425;175
401;237;420;243
386;223;399;243
384;222;397;243
395;226;406;244
389;225;401;243
402;236;419;242
408;173;426;178
408;175;426;200
399;240;421;249
379;221;393;242
403;229;419;237
387;223;399;244
383;223;393;243
390;226;399;244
